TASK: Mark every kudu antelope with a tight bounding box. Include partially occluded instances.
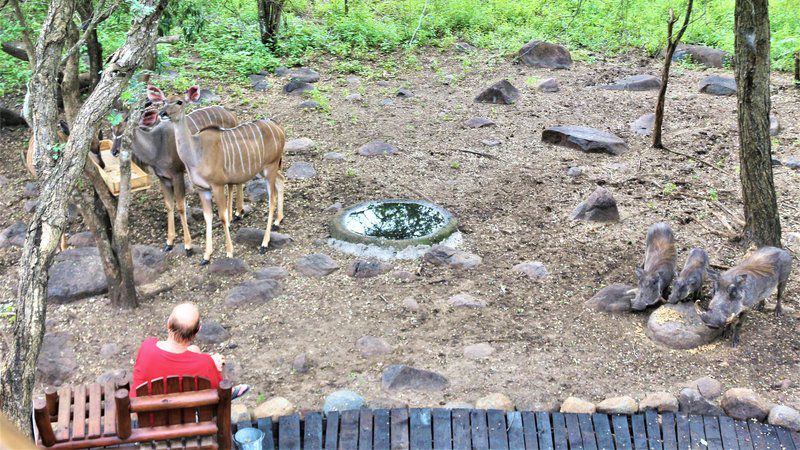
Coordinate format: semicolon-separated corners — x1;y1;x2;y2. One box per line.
110;104;240;256
148;85;286;265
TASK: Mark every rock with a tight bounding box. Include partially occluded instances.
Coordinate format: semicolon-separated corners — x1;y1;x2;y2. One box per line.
672;44;729;68
223;360;241;380
253;397;295;420
631;113;655;136
370;397;408;409
0;175;7;186
454;42;475;53
284;137;315;155
231;404;251;423
720;388;771;421
423;245;482;269
24;200;38;213
99;343;119;358
647;302;724;349
463;342;495;360
571;187;620;222
688;376;723;400
324;152;345;161
785;159;800;170
396;88;414;98
518;400;562;413
402;297;420;311
235;228;292;249
346;76;361;85
598;74;661;91
208;258;249;276
444;401;475;409
254;266;289;280
298;100;321;110
67;231;95;248
512;261;548;281
679;387;724;416
347;259;392;278
699;75;736;96
292;354;309;373
597;396;638;414
324;390;366;413
537;78;560;92
346;93;363;102
248;74;270;91
324;202;343;212
245;179;269;202
356;336;392;357
284;79;315;95
132;245;166;285
376;81;390;87
23;181;39;197
358;140;398;157
476;393;515;411
768;405;800;431
96;369;127;385
465;117;495;129
47;247;107;303
769;113;780;136
36;332;78;386
0;221;26;248
225;279;282;306
196;321;230;345
296;253;339;277
381;365;449;391
567;167;582;178
560;397;596;414
518;40;573;69
482;139;501;147
198;89;221;103
640;392;679;412
475;79;520;104
542;125;627;155
585;284;636;313
286;162;316;179
285;67;320;83
449;294;487;308
380;99;395;107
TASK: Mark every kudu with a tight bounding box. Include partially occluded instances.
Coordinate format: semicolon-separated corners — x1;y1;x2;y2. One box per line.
110;104;240;256
148;85;286;265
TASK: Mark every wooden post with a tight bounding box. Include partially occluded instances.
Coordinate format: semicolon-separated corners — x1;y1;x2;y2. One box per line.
115;389;132;440
115;375;130;393
33;398;55;447
44;387;57;419
216;380;233;450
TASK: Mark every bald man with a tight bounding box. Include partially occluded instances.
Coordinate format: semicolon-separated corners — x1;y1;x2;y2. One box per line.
132;302;249;398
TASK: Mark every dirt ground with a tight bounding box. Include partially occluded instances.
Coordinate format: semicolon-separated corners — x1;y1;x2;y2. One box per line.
1;47;799;413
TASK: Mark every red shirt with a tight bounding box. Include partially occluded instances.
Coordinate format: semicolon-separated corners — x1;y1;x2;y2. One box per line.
131;338;221;397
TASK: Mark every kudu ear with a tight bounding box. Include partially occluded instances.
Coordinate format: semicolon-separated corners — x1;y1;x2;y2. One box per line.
185;85;201;103
147;85;166;103
141;109;159;127
58;120;71;136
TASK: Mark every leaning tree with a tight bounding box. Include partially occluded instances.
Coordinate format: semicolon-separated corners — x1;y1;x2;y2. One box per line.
0;0;169;433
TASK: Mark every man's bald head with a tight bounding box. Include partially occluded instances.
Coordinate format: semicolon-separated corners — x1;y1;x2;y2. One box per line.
167;302;200;343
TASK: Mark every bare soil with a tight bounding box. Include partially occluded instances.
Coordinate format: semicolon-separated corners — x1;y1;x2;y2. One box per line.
1;47;799;412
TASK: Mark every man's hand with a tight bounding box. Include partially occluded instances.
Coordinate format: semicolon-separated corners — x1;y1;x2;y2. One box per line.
210;353;225;372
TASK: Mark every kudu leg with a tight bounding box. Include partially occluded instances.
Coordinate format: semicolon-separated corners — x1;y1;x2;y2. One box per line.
212;185;234;258
259;171;278;253
199;190;215;265
236;184;245;217
274;171;285;227
59;234;68;251
159;179;177;252
173;177;193;257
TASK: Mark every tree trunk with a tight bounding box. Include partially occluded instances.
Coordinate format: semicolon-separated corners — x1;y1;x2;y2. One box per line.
794;52;799;88
257;0;285;49
734;0;781;247
0;0;169;432
61;21;81;125
653;1;692;149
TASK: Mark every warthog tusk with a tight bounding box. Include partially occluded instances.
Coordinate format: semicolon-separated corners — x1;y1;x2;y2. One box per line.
694;300;705;316
626;289;639;295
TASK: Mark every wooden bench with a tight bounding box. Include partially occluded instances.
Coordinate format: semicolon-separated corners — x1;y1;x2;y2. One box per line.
32;376;232;450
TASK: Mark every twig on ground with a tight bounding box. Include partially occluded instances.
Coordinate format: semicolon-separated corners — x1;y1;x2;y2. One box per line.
457;149;501;160
661;146;732;175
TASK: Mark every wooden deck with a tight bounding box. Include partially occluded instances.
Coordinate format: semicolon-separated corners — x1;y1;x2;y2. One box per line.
232;408;800;450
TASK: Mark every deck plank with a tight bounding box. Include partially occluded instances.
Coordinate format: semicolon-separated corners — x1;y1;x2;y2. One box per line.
632;414;648;450
565;413;584;450
279;414;301;450
578;414;598;450
761;424;782;450
747;422;768;450
645;410;663;450
304;412;323;450
612;415;633;450
339;409;360;450
592;414;613;450
372;409;391;450
734;420;754;450
390;408;409;450
258;417;275;450
520;412;539;450
409;408;432;450
536;412;554;450
552;412;568;450
717;417;738;450
792;431;800;450
470;409;489;450
324;411;340;450
507;411;526;450
487;409;509;450
676;414;691;450
703;416;723;450
451;409;471;450
432;409;452;450
359;409;374;450
688;415;705;450
661;413;678;450
774;426;796;450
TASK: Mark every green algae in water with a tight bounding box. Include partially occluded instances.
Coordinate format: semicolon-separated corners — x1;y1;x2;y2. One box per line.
343;201;448;240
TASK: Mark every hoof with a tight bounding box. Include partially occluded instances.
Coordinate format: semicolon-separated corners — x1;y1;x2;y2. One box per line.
271;223;281;231
232;214;241;223
259;246;268;254
185;247;194;257
199;259;210;266
163;244;174;252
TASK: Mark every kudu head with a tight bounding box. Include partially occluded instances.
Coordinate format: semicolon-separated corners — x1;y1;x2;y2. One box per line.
696;269;744;329
57;120;105;169
148;85;200;123
110;105;159;157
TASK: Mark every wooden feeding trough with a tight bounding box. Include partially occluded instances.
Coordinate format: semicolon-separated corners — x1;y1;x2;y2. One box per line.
90;140;151;196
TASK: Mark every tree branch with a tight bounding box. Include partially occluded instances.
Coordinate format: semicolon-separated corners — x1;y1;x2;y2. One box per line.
60;0;117;66
7;0;35;65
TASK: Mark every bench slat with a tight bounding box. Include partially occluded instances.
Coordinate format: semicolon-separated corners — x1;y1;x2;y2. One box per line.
149;378;168;427
688;415;705;450
487;409;509;450
470;409;489;450
166;376;183;425
390;408;409;450
196;377;213;422
359;408;374;450
592;414;613;450
762;424;782;450
279;414;301;450
451;409;471;450
579;414;598;450
55;386;72;442
774;426;796;450
565;413;583;450
340;409;359;450
552;412;568;450
717;416;739;450
645;410;662;450
102;381;118;436
182;376;198;423
71;384;86;440
324;411;340;450
632;414;648;450
536;412;555;450
432;409;452;450
735;420;754;450
507;411;525;450
87;383;102;439
703;416;723;450
660;413;678;450
612;415;633;450
748;422;768;450
520;411;538;450
258;416;275;450
372;409;391;450
409;408;432;450
675;414;691;450
303;411;323;450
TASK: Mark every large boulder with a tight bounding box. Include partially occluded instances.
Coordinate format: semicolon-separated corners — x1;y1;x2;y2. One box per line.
356;336;392;357
475;393;515;411
464;117;495;129
67;231;95;248
647;302;723;349
253;397;295;420
687;376;723;400
245;179;269;202
511;261;548;281
47;247;108;303
571;187;620;222
585;284;635;312
231;404;251;423
36;332;78;386
284;67;320;83
672;44;729;68
423;245;482;269
537;78;560;92
542;126;627;155
561;397;596;414
720;388;771;421
631;113;655;136
196;321;230;345
284;137;315;155
324;390;366;413
639;392;679;412
347;259;392;278
699;75;736;96
381;365;449;391
284;79;315;96
235;228;292;249
286;162;316;180
209;258;250;276
296;253;339;277
598;75;661;91
768;405;800;431
358;141;398;157
518;40;573;69
132;245;166;285
679;387;724;416
254;266;289;280
597;396;638;414
247;75;270;91
475;80;520;104
225;279;282;306
0;221;26;248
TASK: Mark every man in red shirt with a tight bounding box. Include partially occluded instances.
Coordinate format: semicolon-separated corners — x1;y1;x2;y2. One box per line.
132;302;248;398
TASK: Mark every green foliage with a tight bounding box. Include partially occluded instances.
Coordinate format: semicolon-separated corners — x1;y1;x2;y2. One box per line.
345;168;357;178
305;88;331;113
708;189;718;202
0;303;15;325
663;182;678;196
50;142;65;160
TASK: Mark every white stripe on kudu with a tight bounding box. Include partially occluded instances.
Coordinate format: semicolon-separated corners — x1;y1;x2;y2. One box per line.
240;124;252;174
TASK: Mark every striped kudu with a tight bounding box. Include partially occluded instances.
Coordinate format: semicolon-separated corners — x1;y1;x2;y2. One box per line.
111;104;240;256
148;85;286;264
